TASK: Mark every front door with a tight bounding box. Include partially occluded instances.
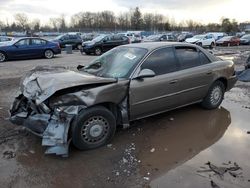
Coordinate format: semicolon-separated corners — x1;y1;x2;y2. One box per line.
129;47;180;120
10;39;32;58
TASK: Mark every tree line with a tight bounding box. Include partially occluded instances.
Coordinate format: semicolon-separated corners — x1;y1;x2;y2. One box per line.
0;7;248;33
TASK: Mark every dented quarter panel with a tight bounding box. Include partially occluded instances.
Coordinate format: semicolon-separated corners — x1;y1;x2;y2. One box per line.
49;80;130;108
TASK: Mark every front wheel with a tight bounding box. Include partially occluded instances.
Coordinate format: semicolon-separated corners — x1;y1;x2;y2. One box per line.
44;49;54;59
71;106;116;150
94;47;102;55
0;52;6;62
210;42;215;49
197;42;202;47
201;81;225;109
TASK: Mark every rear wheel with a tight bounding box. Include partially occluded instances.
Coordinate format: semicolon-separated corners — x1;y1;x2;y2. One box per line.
201;81;225;109
0;52;6;62
44;49;54;59
94;47;102;55
71;106;116;150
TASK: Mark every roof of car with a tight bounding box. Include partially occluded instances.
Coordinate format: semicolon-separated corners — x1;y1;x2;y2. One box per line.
122;42;197;51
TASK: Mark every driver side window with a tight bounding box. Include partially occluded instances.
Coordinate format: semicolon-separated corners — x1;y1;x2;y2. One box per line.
141;47;178;75
16;39;30;46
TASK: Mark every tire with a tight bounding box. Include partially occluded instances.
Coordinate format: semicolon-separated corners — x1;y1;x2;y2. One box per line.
201;81;225;110
77;44;82;50
210;42;215;49
0;52;6;62
44;49;54;59
94;47;102;55
71;106;116;150
197;42;202;47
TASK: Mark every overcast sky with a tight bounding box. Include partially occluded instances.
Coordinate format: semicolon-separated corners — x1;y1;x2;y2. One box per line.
0;0;249;24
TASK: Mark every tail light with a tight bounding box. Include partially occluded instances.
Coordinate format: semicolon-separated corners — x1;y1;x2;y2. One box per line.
57;42;60;49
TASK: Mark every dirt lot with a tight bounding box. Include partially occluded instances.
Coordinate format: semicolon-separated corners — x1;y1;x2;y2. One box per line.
0;47;250;188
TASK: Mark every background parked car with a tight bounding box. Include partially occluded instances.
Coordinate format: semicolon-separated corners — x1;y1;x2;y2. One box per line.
240;34;250;45
144;34;176;42
81;34;130;55
207;32;228;41
0;37;61;62
0;36;14;43
185;34;216;48
216;36;240;46
177;33;193;42
81;33;99;42
51;33;83;49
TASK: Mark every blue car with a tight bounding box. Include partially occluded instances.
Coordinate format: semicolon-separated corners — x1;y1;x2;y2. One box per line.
0;37;61;62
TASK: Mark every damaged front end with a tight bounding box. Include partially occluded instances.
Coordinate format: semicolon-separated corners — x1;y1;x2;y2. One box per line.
9;66;130;157
10;93;79;157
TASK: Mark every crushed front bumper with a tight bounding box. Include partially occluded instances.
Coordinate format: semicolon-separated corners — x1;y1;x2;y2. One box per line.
9;94;76;157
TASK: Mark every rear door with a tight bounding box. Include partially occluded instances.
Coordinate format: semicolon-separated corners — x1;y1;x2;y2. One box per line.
129;47;181;120
61;35;70;47
102;36;116;52
172;46;214;105
30;38;47;57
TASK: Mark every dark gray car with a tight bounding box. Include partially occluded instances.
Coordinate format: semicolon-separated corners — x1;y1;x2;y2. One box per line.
9;42;237;156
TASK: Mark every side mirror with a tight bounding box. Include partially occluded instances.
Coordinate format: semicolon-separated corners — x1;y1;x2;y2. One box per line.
135;69;155;79
103;39;107;43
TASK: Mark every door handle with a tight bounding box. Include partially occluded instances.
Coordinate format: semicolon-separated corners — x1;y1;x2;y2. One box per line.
169;79;178;84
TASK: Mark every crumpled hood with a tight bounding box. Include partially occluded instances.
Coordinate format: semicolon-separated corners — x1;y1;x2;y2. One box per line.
21;66;117;104
185;38;200;43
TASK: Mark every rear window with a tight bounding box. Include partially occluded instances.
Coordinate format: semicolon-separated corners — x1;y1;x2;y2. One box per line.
32;39;47;45
199;51;211;64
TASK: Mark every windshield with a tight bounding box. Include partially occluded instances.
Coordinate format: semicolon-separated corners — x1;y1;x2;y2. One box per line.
147;35;160;40
193;35;205;39
82;47;148;78
242;35;250;39
93;35;106;42
54;34;65;40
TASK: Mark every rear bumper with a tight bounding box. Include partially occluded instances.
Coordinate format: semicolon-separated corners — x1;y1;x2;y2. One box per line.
226;75;237;91
54;48;61;55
